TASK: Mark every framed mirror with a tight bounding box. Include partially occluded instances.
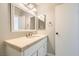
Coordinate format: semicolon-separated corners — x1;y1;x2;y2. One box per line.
37;14;46;30
10;3;37;32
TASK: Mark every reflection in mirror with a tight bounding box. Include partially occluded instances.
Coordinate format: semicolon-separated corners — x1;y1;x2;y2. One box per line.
37;15;46;30
11;4;36;32
14;7;26;31
30;16;35;29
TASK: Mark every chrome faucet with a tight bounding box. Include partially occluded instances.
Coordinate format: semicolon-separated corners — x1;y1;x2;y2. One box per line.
26;32;33;37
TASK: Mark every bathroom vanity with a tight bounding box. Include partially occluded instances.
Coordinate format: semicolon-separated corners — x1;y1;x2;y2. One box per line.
4;3;47;56
4;34;47;56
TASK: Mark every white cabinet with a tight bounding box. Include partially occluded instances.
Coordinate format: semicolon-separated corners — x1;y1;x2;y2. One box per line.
5;37;47;56
31;52;38;56
38;38;47;56
38;45;45;56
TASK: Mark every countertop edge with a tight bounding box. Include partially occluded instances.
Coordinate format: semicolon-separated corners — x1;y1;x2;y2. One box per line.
4;35;48;52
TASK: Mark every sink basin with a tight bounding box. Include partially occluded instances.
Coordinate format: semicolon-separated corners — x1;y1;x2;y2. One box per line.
32;34;42;37
32;35;40;37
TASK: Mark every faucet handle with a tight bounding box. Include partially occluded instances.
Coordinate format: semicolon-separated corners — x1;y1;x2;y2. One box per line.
26;32;28;37
26;32;33;37
29;32;32;36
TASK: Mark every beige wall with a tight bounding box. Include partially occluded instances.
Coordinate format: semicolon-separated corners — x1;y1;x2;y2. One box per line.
37;3;55;55
0;3;26;55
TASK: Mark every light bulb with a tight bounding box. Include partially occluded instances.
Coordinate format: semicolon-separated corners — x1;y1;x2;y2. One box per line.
32;8;37;12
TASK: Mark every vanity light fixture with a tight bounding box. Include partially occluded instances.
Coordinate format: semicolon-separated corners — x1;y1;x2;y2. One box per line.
24;3;37;12
31;8;37;12
27;3;34;9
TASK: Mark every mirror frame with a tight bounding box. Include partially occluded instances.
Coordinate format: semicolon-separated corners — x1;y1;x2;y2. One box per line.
36;14;46;30
10;3;37;32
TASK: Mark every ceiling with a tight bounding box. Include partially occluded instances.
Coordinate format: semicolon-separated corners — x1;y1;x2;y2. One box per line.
35;3;63;7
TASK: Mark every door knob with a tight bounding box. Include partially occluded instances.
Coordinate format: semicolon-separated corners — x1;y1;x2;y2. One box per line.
56;32;59;35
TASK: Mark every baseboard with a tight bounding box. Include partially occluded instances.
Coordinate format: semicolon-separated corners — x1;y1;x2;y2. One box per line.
47;53;55;56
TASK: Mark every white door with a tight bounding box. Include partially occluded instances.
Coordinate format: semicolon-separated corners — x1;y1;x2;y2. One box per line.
55;4;79;56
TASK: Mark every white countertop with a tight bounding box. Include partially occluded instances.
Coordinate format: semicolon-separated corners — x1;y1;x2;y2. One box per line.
4;34;47;52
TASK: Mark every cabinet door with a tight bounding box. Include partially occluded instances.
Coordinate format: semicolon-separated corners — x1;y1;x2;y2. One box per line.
38;38;47;56
38;43;47;56
31;51;38;56
38;46;45;56
43;42;47;56
24;40;40;56
24;46;37;56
